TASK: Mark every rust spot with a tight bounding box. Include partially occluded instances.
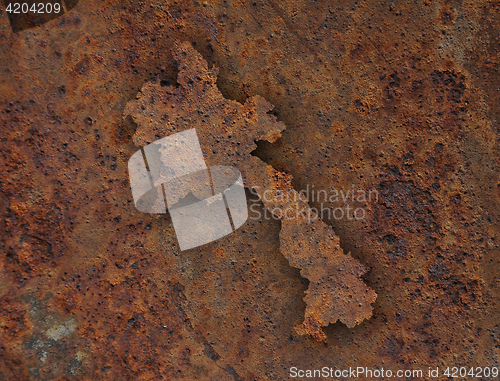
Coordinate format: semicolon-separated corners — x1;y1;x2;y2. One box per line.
439;6;455;25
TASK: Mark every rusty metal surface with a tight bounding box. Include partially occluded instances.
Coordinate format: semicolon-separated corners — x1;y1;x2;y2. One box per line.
124;42;377;342
0;0;499;380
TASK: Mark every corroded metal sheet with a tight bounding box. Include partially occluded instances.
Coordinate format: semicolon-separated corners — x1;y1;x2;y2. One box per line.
1;0;499;380
124;42;377;342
